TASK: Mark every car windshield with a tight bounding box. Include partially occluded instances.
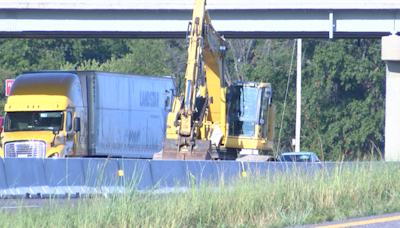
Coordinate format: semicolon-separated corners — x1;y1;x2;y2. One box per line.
5;111;64;132
278;154;311;162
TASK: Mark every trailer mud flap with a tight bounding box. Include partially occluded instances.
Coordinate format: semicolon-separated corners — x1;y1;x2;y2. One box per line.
162;138;212;160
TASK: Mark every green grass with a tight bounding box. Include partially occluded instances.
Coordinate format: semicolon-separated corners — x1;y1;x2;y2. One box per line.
2;163;400;228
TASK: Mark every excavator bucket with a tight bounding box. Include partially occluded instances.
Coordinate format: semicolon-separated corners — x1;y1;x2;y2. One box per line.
162;138;212;160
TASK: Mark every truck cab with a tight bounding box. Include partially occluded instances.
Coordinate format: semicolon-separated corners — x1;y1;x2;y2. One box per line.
0;73;84;158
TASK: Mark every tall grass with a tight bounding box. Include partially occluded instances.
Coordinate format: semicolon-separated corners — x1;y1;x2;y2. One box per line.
2;163;400;227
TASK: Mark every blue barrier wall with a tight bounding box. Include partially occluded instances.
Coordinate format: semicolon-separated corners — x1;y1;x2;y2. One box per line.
151;160;187;188
44;158;85;197
183;161;216;185
82;158;122;195
4;158;48;197
0;159;8;190
0;158;390;198
117;159;153;190
44;158;85;187
82;158;120;187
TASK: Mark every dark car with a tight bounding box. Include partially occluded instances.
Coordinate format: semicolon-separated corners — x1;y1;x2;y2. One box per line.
277;152;320;162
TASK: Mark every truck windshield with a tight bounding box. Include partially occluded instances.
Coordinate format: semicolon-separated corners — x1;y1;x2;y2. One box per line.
5;111;64;132
228;86;259;137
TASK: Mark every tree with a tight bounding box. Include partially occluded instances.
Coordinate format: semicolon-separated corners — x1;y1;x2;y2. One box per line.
238;39;385;160
301;39;385;160
226;39;256;82
0;38;131;74
62;39;186;76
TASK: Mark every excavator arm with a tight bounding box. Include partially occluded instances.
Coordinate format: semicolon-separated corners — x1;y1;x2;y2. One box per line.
162;0;227;160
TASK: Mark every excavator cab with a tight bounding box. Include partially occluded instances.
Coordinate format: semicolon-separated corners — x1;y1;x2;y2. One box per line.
228;84;258;137
227;82;272;139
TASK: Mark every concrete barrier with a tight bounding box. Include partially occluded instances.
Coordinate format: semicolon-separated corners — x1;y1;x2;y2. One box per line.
212;160;242;182
82;158;121;195
150;160;186;188
183;160;216;186
4;158;49;198
44;158;85;197
0;159;9;197
242;161;270;176
1;158;393;198
117;159;153;190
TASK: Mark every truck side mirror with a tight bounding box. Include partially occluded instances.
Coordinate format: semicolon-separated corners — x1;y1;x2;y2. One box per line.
74;117;81;132
51;130;59;147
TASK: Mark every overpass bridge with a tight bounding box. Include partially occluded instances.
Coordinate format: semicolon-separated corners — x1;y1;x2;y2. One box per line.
0;0;399;39
1;0;400;160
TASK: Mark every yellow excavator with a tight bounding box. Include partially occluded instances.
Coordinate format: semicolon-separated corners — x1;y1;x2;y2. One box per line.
162;0;275;160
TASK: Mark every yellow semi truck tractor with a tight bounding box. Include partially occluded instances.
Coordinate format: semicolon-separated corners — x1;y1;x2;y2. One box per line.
0;71;175;158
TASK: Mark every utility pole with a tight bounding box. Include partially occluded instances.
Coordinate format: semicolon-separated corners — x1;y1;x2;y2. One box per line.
295;39;302;152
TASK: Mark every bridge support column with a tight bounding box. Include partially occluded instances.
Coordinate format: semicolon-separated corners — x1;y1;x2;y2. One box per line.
382;35;400;161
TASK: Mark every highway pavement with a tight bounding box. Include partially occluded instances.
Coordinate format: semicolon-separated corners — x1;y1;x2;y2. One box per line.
290;212;400;228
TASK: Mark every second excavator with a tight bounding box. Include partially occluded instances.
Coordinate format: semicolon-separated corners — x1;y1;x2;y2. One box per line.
162;0;275;160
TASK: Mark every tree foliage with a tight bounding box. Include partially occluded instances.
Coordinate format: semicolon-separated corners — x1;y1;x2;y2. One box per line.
301;39;385;160
239;39;385;160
